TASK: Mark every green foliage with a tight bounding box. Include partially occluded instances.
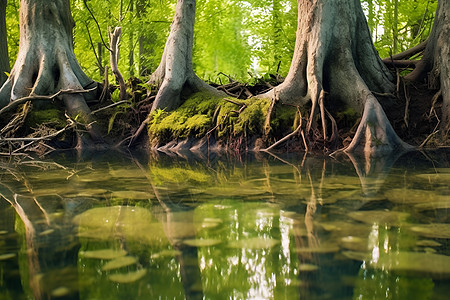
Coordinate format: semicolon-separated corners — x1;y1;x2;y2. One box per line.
5;0;19;66
4;0;439;86
361;0;438;58
71;0;175;81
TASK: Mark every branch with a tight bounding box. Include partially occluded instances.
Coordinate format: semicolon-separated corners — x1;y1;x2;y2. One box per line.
82;0;112;52
84;21;104;74
0;88;96;116
90;100;130;115
262;123;302;152
0;124;74;144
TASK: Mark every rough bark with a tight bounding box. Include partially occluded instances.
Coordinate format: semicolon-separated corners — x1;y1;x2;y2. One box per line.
406;0;449;136
147;0;222;113
260;0;410;155
0;0;101;142
0;0;9;86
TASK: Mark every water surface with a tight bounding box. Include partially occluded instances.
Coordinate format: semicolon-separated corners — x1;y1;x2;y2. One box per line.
0;150;449;299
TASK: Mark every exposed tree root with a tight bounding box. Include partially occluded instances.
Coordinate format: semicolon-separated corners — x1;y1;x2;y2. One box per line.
344;94;413;156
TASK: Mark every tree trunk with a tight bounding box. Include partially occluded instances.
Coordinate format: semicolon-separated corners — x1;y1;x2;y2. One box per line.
406;0;449;137
0;0;101;143
260;0;411;156
0;0;9;86
147;0;222;113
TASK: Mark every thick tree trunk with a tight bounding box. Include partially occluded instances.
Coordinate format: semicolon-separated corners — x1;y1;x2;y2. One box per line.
406;0;449;137
147;0;222;113
0;0;9;86
260;0;410;155
0;0;101;143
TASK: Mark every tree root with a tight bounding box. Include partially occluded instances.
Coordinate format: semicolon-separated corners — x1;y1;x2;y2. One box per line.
344;95;413;156
262;107;308;152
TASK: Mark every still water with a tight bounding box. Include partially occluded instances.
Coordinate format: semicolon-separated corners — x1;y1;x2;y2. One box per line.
0;149;449;300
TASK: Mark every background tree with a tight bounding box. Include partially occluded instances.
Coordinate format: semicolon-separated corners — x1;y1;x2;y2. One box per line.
361;0;437;58
72;0;174;82
244;0;297;77
0;0;9;86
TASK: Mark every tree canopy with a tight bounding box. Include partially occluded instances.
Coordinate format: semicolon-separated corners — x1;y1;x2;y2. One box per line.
4;0;437;83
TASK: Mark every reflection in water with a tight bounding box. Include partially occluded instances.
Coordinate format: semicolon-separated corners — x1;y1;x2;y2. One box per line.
0;149;448;299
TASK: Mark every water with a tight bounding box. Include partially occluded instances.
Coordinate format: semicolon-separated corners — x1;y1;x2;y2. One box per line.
0;150;449;300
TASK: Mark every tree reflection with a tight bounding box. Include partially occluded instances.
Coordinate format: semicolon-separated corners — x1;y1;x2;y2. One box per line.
0;149;448;299
0;161;82;299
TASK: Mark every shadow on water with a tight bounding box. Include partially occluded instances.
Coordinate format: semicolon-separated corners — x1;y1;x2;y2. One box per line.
0;148;448;299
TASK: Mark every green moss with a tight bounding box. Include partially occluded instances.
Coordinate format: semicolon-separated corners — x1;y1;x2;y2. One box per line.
25;109;66;128
148;92;221;140
270;104;298;135
148;92;275;144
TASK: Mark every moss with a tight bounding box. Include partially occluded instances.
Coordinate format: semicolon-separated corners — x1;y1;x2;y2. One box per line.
148;92;275;145
234;98;271;135
148;92;222;140
270;104;298;136
336;107;359;128
25;108;66;128
216;97;271;137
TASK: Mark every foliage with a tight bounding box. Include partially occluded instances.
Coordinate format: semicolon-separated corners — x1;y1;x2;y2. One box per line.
71;0;175;81
5;0;19;68
361;0;438;58
4;0;438;85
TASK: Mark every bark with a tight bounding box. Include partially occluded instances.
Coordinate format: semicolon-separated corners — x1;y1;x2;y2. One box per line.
260;0;410;155
147;0;222;113
406;0;449;136
0;0;9;86
0;0;101;143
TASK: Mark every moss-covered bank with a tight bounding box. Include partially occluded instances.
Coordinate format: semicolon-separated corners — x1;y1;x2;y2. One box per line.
147;92;301;152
